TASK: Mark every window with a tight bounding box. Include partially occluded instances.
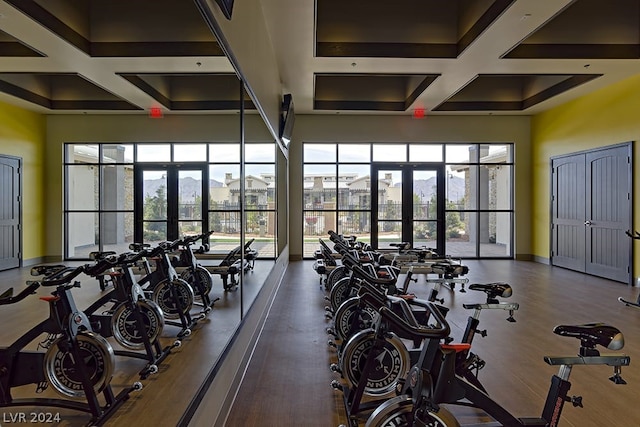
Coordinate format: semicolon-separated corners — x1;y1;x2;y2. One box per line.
64;142;277;260
302;142;514;258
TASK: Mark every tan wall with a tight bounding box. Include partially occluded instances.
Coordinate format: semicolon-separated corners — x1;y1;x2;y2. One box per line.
288;114;532;259
0;101;46;263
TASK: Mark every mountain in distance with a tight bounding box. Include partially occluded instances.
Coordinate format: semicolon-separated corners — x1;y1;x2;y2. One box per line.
403;176;465;202
144;177;223;201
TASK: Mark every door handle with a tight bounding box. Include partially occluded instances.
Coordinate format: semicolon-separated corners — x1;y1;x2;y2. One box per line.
584;220;592;226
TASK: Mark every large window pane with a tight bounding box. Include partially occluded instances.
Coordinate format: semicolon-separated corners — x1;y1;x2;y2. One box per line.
338;164;370;209
482;164;512;210
447;165;476;209
67;165;98;210
413;220;437;247
101;211;133;254
480;144;513;163
413;170;437;219
339;144;370;162
304;210;336;236
304;144;336;163
209;143;240;162
179;221;202;237
210;212;241;236
142;221;167;243
337;211;370;236
446;166;466;209
210;165;238;208
479;212;512;257
102;144;133;163
373;144;406;162
101;165;133;210
447;211;474;257
137;144;170;162
245;164;274;207
142;171;167;220
174;144;207;162
67;212;98;257
304;164;337;209
410;144;442;162
245;143;275;162
446;144;476;163
66;144;99;163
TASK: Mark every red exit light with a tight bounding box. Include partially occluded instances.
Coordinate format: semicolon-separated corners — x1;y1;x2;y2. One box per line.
413;107;425;119
149;107;163;118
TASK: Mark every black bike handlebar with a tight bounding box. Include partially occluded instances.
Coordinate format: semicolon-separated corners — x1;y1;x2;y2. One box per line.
29;264;86;287
350;263;396;287
378;298;450;340
0;282;40;306
181;230;214;245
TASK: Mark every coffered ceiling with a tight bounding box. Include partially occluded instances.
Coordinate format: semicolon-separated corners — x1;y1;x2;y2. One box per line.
0;0;639;116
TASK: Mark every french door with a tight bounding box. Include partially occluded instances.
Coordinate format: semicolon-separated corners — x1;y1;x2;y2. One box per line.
134;163;209;243
551;143;632;283
371;163;445;253
0;155;20;270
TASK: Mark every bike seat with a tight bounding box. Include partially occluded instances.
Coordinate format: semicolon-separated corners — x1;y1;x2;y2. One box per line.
30;264;68;277
553;323;624;351
129;242;151;252
89;250;116;260
469;282;512;299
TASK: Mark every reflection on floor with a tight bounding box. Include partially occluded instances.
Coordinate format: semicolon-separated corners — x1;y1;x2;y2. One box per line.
0;259;273;426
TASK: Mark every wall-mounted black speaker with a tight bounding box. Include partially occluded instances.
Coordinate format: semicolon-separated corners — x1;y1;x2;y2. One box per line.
280;93;295;147
215;0;234;20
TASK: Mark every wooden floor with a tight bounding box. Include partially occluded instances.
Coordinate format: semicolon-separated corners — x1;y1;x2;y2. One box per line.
223;260;640;427
0;259;639;426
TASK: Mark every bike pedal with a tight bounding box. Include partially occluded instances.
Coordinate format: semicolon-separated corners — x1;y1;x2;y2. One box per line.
330;379;343;391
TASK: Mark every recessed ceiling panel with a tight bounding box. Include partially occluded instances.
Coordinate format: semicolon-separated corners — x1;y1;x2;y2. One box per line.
315;73;439;111
0;73;141;110
5;0;224;57
120;73;255;111
316;0;516;58
0;29;44;56
504;0;640;59
434;74;602;111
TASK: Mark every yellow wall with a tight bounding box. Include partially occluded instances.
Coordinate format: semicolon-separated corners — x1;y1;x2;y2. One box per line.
0;100;46;263
531;74;640;270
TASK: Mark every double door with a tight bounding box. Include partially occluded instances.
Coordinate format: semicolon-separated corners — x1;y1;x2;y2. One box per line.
0;155;20;270
371;163;445;253
134;164;208;243
551;144;632;283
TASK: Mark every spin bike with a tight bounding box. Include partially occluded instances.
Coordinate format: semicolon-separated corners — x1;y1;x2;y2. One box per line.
333;296;451;426
327;266;416;347
171;231;219;312
0;265;141;425
619;230;640;309
83;251;179;379
366;307;630;427
135;241;199;338
453;282;518;392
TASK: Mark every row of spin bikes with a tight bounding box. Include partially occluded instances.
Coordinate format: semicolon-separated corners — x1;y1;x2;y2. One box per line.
315;231;631;427
0;231;253;426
